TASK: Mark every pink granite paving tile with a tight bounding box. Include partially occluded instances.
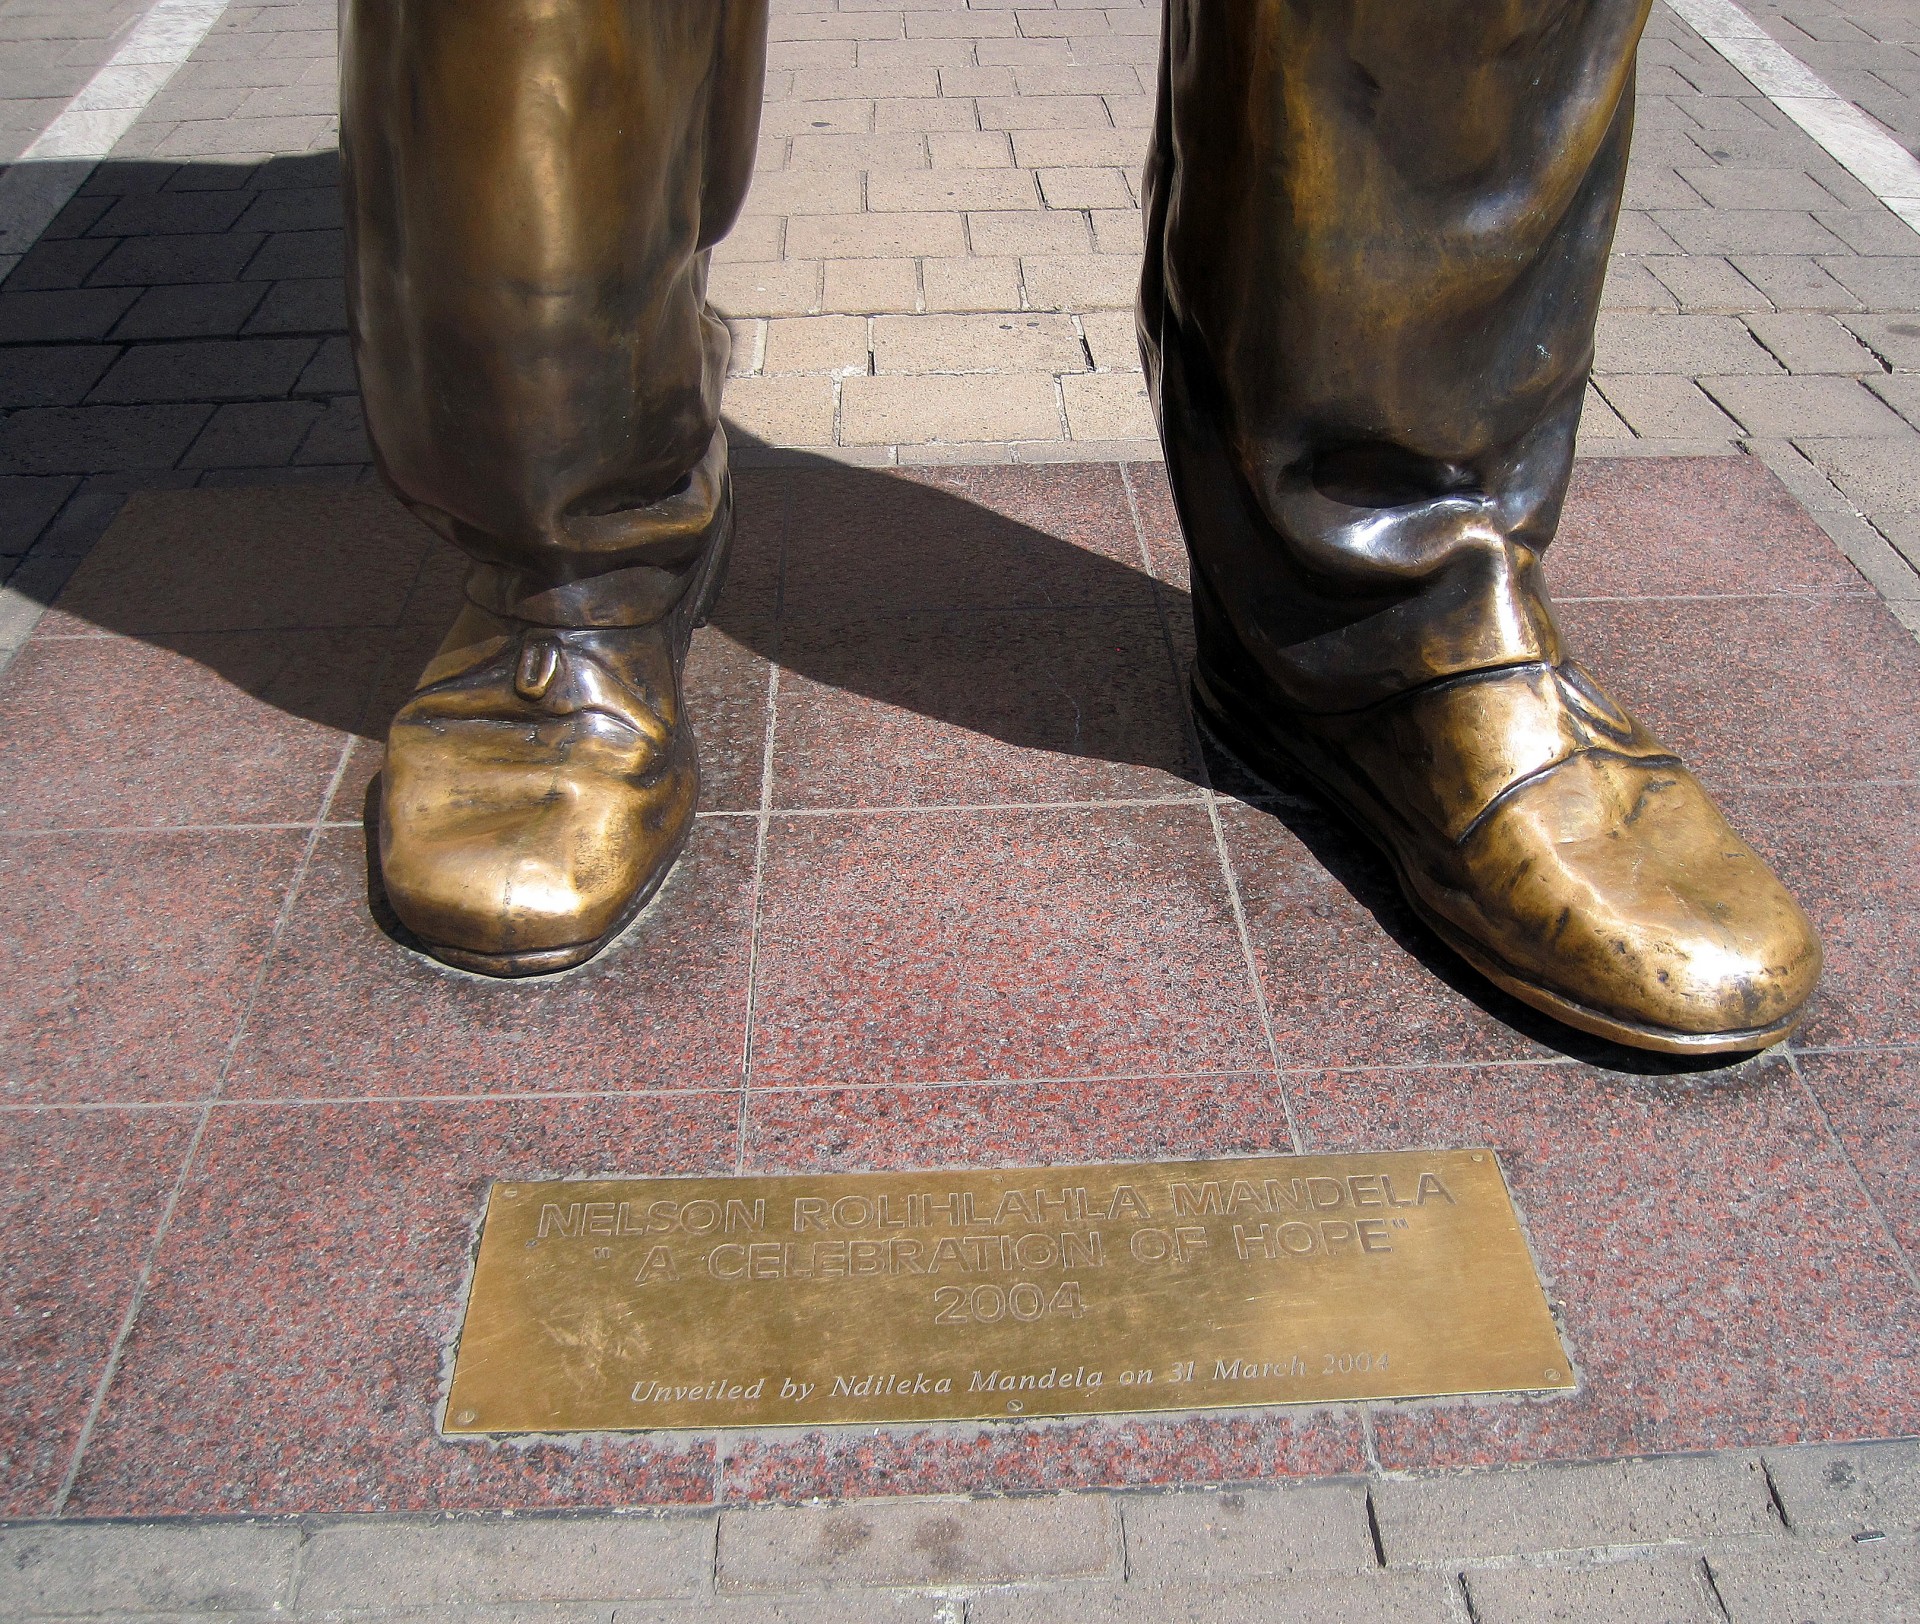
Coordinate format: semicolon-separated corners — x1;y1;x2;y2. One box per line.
0;830;308;1106
718;1407;1367;1501
1217;800;1569;1070
1292;1058;1920;1468
745;805;1271;1090
62;1097;732;1516
774;462;1156;619
224;819;758;1100
1720;783;1920;1051
0;1108;198;1517
770;606;1196;808
1796;1049;1920;1266
742;1074;1296;1172
1122;461;1190;592
1549;456;1875;600
1558;592;1920;787
0;633;369;830
38;487;432;639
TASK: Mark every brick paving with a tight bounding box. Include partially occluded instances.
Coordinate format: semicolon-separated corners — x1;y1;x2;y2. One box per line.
2;0;1920;1617
1;1443;1918;1620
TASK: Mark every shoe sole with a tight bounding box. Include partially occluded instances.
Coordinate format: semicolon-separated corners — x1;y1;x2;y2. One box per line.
1190;672;1804;1058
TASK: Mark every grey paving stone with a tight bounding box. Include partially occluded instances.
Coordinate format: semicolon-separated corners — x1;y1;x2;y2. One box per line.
77;161;178;199
294;333;356;393
40;193;116;241
1730;254;1864;310
85;230;266;286
243;275;345;333
1744;312;1885;371
1797;432;1920;510
1462;1555;1721;1622
293;393;368;462
109;281;272;340
0;403;212;474
1813;206;1920;255
87;189;253;238
181;398;325;466
1676;165;1848;210
969;1575;1458;1624
718;1496;1116;1591
0;473;76;553
618;1600;962;1624
1120;1484;1376;1584
1705;1539;1920;1622
252;150;340;189
296;1514;716;1610
0;1521;300;1615
1700;372;1913;433
0;343;118;407
1764;1441;1920;1535
88;337;318;403
1595;312;1784;373
1653;209;1849;255
24;483;130;558
1846;314;1920;368
240;226;342;280
1820;254;1920;309
1372;1457;1776;1565
1645;253;1771;311
1592;373;1743;437
5;235;115;291
233;183;340;233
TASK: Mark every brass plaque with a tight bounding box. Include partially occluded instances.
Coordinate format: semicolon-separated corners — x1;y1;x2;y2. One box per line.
444;1150;1572;1433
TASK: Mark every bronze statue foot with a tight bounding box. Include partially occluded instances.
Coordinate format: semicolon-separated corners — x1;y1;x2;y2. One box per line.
1194;658;1822;1054
378;603;699;978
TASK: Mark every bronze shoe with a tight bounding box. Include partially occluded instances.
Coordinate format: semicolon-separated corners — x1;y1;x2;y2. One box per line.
1195;658;1822;1054
378;604;699;977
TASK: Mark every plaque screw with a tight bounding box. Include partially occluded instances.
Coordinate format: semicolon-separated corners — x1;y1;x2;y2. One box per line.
1007;1401;1024;1414
454;1408;478;1426
500;1187;519;1200
1545;1370;1560;1381
1470;1154;1484;1163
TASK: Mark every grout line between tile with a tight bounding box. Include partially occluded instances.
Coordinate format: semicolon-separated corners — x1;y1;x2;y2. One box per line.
1784;1049;1920;1297
0;1055;1612;1115
1117;461;1304;1154
734;479;790;1172
47;735;354;1516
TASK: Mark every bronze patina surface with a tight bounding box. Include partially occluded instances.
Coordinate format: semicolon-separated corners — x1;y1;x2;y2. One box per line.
343;0;1821;1048
444;1152;1571;1434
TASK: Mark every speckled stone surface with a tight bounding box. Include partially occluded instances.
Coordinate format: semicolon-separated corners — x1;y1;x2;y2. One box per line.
5;456;1918;1513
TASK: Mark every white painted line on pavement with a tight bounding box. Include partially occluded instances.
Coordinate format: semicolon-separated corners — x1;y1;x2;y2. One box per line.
1665;0;1920;237
0;0;233;277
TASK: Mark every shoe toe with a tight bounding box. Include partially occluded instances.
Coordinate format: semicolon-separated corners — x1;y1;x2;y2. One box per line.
1454;754;1822;1043
379;726;694;968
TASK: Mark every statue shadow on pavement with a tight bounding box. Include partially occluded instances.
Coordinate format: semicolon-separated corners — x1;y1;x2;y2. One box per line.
33;413;1761;1077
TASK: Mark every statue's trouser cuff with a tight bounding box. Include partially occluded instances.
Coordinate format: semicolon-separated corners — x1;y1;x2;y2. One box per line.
461;429;733;629
342;0;768;633
1141;0;1651;712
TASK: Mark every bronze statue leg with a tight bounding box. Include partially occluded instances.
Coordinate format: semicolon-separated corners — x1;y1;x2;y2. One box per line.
342;0;768;976
1143;0;1821;1052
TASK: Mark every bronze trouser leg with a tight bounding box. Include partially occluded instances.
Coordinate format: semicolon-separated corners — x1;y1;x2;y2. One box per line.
342;0;769;627
1141;0;1648;713
339;0;770;977
1140;0;1821;1053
